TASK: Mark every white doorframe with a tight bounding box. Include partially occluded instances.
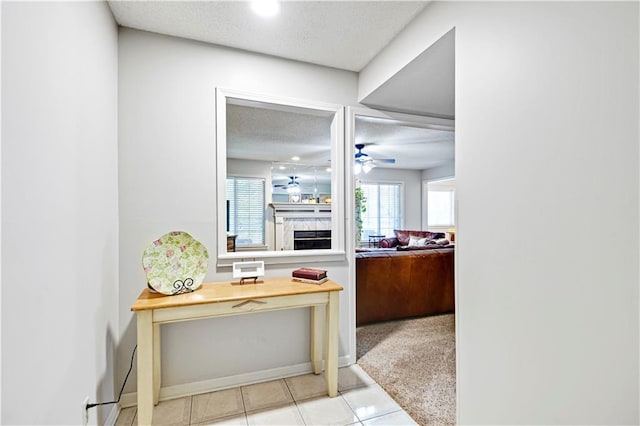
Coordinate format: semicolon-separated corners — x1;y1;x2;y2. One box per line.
346;106;454;362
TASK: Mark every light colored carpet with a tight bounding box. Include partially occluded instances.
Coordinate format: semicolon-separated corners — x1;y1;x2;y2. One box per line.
356;314;456;426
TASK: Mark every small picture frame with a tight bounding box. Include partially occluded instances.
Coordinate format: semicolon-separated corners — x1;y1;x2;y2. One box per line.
232;261;265;284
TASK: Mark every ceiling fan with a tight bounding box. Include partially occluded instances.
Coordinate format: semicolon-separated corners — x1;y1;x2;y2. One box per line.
354;144;396;174
273;176;301;193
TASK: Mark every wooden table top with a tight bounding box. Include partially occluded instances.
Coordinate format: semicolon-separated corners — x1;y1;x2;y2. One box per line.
132;277;343;311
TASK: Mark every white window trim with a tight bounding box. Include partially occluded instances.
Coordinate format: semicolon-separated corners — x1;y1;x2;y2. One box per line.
422;177;456;230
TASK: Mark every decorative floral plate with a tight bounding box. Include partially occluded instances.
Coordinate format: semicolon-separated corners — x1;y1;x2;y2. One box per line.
142;231;209;295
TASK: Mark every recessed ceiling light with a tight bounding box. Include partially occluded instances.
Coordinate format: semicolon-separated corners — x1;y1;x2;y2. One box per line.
291;156;300;161
251;0;280;18
326;167;332;172
279;166;286;170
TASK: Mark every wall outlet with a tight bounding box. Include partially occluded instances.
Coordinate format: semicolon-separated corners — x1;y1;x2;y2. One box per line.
82;396;90;426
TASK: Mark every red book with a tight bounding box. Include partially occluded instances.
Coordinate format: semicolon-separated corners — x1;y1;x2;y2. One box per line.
292;267;327;280
292;277;328;285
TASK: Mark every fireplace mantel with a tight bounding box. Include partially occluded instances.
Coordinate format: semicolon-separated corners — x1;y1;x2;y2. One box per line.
269;202;331;216
269;203;332;251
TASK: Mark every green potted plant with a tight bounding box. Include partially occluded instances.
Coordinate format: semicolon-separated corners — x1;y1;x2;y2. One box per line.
355;185;367;247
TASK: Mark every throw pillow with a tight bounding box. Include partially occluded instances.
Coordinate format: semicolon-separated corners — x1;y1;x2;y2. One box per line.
394;230;411;246
408;235;422;246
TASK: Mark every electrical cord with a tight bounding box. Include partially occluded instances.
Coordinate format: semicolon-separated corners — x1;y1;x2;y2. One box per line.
86;345;137;410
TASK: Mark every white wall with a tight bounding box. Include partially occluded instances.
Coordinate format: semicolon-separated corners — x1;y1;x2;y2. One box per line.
358;167;422;232
363;2;639;424
1;2;119;424
118;29;359;397
422;161;454;182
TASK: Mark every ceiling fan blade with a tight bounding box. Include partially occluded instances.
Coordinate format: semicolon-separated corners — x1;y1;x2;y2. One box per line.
355;144;395;165
355;156;373;163
274;175;301;189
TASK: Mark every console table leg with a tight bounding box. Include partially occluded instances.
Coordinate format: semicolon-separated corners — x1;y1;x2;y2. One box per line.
137;310;153;425
310;305;323;374
153;323;161;405
324;292;339;397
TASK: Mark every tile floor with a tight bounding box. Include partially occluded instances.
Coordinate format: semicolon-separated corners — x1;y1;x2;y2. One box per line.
116;365;417;426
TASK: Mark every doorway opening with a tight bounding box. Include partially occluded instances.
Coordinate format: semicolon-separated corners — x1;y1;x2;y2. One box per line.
350;107;455;425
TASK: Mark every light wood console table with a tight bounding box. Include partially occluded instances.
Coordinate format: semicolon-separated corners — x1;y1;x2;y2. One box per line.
131;277;343;425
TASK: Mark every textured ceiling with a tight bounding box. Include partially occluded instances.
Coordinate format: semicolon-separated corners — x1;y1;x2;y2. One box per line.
227;103;332;165
354;115;454;170
108;1;429;71
227;103;333;188
227;102;454;186
110;0;454;182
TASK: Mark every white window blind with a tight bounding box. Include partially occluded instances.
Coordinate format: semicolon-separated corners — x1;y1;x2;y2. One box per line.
360;182;402;240
226;177;265;245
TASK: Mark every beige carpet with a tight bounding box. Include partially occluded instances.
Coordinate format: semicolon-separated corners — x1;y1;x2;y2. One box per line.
356;314;456;426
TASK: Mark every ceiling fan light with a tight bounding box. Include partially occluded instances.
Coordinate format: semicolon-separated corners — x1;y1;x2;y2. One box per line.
363;163;374;174
286;185;300;194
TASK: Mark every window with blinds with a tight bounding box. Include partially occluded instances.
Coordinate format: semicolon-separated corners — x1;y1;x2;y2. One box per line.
226;177;265;246
359;182;402;240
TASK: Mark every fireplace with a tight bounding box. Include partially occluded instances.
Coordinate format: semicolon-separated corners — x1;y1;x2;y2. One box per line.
269;203;332;251
293;230;331;250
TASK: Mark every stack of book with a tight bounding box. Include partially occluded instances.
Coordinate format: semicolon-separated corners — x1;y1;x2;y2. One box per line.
292;267;328;284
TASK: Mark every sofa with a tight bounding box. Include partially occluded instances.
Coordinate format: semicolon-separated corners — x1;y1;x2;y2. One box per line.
379;229;447;249
356;244;454;325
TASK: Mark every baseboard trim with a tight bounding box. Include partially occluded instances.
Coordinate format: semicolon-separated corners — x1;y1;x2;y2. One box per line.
120;356;351;408
104;404;120;426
